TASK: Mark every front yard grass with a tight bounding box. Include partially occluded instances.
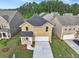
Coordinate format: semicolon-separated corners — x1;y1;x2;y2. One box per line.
0;32;33;58
15;46;33;58
0;33;20;58
50;36;79;58
0;39;9;46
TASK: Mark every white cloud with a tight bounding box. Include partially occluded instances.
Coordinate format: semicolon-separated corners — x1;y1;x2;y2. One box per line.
21;0;33;2
20;0;42;3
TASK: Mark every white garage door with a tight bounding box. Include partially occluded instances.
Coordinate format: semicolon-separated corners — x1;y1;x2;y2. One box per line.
63;34;75;40
35;36;49;41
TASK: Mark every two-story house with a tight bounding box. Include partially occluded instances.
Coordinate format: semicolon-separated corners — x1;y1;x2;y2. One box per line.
52;15;79;40
20;15;54;49
0;10;24;39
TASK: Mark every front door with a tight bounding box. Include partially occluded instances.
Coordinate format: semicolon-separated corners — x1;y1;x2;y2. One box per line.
3;33;7;37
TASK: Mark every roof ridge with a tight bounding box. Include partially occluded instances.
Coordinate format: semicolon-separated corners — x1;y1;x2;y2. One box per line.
27;14;48;26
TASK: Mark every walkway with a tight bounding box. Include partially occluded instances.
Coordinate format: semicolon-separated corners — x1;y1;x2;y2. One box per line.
64;40;79;54
33;42;53;58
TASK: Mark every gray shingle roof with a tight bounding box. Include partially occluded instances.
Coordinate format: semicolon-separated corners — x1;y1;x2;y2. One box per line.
57;15;79;26
21;31;33;37
1;15;9;22
0;28;10;33
27;15;47;26
0;10;17;23
42;13;54;21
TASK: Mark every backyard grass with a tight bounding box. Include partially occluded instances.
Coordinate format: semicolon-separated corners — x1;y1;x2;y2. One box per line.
0;32;33;58
50;36;79;58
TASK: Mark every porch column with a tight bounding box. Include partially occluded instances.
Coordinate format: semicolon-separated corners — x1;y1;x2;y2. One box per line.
0;32;2;39
1;32;4;39
6;33;9;39
1;32;9;39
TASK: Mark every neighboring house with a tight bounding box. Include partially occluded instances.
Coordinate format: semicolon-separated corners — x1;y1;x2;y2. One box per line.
20;15;54;49
20;12;79;49
0;10;24;39
39;12;60;22
52;15;79;40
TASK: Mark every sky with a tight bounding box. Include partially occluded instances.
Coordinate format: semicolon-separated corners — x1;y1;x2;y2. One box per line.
0;0;79;9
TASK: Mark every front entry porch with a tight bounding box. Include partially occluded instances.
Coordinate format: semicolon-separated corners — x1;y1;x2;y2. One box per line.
21;31;34;50
0;32;10;39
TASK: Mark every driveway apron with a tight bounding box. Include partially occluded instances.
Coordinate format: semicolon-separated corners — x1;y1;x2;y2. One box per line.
33;41;53;58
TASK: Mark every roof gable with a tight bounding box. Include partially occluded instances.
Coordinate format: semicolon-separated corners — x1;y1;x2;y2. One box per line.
1;15;9;22
57;15;79;26
0;10;17;23
27;15;48;26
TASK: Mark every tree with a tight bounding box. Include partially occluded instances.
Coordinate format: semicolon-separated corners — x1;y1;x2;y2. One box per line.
17;0;79;19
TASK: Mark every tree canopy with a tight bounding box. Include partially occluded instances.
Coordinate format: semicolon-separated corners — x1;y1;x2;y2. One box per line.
17;0;79;19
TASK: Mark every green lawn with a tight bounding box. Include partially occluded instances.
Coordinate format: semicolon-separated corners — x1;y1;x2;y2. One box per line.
1;33;78;58
0;33;20;58
50;36;79;58
0;32;33;58
15;46;33;58
0;39;9;46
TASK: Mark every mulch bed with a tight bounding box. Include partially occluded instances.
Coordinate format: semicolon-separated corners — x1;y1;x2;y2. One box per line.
20;44;27;50
2;47;10;52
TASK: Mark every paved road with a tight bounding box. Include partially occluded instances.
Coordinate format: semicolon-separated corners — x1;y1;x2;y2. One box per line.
64;40;79;54
33;42;53;58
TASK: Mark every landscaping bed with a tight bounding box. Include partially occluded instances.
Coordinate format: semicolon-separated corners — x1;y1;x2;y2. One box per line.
0;33;33;58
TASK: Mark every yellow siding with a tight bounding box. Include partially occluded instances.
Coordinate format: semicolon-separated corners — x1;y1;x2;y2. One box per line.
21;22;33;31
20;22;53;42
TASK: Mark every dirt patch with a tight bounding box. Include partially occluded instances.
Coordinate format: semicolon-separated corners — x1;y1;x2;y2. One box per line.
2;47;10;52
20;44;27;50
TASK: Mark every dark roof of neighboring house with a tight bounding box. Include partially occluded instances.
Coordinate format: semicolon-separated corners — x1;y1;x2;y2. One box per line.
57;15;79;26
0;10;17;23
21;31;33;37
1;15;9;22
27;15;48;26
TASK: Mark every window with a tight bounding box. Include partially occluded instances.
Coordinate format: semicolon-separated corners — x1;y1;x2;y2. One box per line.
69;28;71;30
46;26;48;32
65;28;67;31
73;28;75;30
0;26;1;29
77;31;79;34
3;33;6;37
0;33;2;37
26;38;28;40
26;27;28;31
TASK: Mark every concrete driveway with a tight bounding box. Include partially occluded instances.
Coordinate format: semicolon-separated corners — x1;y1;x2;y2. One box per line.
33;42;53;58
64;40;79;54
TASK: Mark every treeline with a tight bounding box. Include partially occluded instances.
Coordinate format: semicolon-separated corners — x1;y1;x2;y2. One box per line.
17;0;79;19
